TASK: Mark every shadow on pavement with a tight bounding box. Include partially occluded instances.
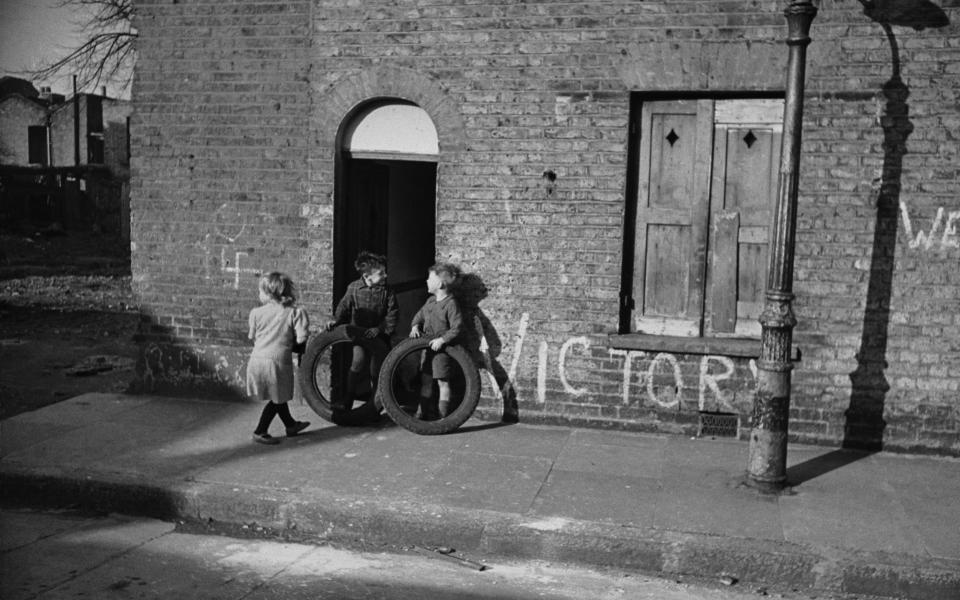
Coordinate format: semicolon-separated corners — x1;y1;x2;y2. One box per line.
786;448;874;486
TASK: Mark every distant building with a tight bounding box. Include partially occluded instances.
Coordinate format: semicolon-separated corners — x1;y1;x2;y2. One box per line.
0;76;131;236
0;76;130;173
0;92;48;166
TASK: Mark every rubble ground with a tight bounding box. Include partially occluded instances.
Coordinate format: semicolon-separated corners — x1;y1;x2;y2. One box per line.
0;229;138;419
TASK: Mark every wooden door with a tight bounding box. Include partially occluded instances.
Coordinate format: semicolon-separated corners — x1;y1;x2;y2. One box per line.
705;100;782;337
385;160;436;339
633;100;714;336
336;159;390;304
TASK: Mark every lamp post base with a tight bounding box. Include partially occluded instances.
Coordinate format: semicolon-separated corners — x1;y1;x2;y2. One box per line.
747;392;790;492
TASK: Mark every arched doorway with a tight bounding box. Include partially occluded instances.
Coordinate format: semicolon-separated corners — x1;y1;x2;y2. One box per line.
335;100;438;338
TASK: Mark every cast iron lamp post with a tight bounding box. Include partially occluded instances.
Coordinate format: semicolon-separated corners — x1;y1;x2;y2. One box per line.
747;0;818;491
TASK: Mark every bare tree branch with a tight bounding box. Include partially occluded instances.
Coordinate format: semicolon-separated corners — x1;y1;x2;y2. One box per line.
26;0;137;97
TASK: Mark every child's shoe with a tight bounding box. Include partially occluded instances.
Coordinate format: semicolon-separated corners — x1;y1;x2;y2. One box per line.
252;432;280;445
285;421;310;437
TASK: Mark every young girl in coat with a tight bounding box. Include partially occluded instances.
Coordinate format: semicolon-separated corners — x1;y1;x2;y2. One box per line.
247;272;311;444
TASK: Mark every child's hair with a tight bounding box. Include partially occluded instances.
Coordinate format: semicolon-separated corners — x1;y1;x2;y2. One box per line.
354;251;387;275
430;262;461;290
259;271;297;306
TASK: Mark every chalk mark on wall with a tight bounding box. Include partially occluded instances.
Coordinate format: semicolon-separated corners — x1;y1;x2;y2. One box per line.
699;355;736;413
537;341;548;404
608;349;646;405
646;352;682;408
214;203;247;243
220;248;259;290
199;203;262;289
488;314;758;413
899;201;960;251
559;336;592;397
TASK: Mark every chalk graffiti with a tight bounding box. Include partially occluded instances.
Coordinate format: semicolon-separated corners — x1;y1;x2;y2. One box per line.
646;352;683;408
608;349;646;405
220;247;259;290
213;203;247;243
699;355;736;412
899;201;960;251
537;341;548;404
199;204;262;289
558;336;592;396
488;313;757;412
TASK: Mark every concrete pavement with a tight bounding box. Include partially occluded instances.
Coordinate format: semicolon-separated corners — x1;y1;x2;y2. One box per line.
3;508;839;600
1;393;958;599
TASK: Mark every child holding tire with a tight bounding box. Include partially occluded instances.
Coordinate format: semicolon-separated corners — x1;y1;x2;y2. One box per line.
325;251;399;412
409;262;463;420
247;272;311;444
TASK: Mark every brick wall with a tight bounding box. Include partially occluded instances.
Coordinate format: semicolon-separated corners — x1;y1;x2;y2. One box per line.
131;0;960;454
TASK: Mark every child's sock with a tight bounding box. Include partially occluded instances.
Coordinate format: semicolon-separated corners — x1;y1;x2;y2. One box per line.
254;403;278;434
275;402;297;428
437;380;451;417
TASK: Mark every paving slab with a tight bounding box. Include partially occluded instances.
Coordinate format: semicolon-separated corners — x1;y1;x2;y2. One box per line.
0;511;173;599
531;469;659;527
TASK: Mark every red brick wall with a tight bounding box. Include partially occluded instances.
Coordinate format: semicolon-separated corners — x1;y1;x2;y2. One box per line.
130;0;960;455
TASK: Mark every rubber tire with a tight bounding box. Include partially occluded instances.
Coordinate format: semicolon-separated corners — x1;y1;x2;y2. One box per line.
297;325;383;424
377;337;481;435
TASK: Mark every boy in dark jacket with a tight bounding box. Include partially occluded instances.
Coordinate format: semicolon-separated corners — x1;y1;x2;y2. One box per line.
326;251;399;409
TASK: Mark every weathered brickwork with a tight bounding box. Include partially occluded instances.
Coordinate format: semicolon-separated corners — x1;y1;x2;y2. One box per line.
130;0;960;454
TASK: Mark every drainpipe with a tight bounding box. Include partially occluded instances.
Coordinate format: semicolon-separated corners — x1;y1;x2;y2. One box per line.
45;112;53;167
746;0;818;492
73;75;80;166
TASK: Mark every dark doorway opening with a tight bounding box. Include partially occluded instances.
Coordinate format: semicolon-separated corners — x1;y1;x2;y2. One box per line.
335;157;437;339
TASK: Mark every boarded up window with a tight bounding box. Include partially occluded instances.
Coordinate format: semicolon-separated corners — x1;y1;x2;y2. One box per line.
28;126;48;165
86;96;103;133
631;99;783;338
88;133;104;164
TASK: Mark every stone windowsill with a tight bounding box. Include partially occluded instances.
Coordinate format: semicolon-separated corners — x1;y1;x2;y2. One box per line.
607;333;801;361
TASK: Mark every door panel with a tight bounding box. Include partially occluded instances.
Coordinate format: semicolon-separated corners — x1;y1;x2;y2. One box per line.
706;100;782;337
386;161;436;339
338;160;390;305
633;100;713;336
645;224;691;316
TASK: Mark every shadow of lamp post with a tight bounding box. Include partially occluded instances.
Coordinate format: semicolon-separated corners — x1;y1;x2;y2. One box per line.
748;0;949;489
844;0;948;450
747;0;818;492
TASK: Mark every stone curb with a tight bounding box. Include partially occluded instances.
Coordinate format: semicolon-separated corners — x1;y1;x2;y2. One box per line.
2;468;958;600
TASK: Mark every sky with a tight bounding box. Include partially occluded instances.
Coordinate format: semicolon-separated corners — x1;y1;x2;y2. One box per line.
0;0;128;98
